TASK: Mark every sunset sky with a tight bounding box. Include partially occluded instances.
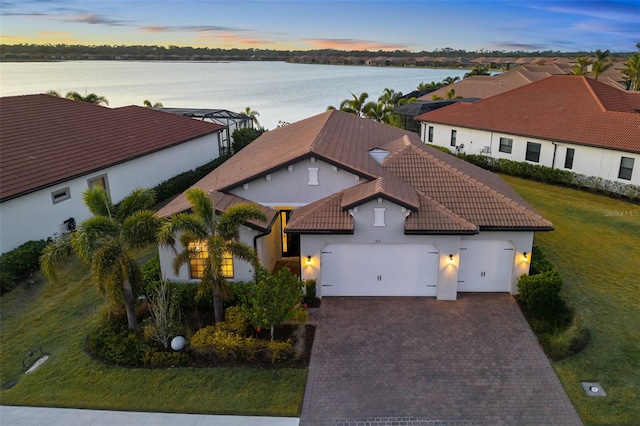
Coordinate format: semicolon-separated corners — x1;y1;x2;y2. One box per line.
1;1;638;52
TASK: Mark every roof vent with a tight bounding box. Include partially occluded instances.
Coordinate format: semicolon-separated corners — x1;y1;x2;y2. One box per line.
369;148;390;164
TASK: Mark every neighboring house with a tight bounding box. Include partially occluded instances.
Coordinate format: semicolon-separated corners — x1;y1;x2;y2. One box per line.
0;94;225;254
415;76;640;186
157;110;553;300
155;108;253;155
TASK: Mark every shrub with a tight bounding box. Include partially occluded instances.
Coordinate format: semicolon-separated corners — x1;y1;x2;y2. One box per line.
218;305;249;335
144;280;180;349
153;154;231;204
141;255;161;287
518;270;567;320
231;128;264;153
265;340;293;363
142;349;190;368
86;325;145;366
529;245;555;275
1;239;48;294
540;314;590;361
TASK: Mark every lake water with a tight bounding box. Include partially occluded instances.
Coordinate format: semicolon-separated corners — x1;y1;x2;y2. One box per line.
0;61;466;130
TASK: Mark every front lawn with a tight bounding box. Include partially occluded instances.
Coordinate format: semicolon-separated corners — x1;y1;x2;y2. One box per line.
502;175;640;425
0;247;306;416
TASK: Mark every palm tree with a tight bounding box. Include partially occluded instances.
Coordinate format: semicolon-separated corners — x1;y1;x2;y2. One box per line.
41;187;161;329
592;49;613;80
442;76;461;85
464;64;490;78
571;57;592;76
157;188;267;323
64;91;109;105
378;88;402;107
363;100;393;124
144;100;164;107
432;88;463;101
622;52;640;91
243;107;261;127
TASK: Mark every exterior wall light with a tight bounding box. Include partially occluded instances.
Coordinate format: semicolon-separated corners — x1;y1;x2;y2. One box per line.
522;252;528;262
306;255;313;266
447;254;455;265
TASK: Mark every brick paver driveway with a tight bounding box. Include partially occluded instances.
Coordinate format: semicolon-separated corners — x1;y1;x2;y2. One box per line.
300;294;582;425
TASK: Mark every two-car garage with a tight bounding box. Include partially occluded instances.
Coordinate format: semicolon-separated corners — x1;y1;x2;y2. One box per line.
318;240;516;297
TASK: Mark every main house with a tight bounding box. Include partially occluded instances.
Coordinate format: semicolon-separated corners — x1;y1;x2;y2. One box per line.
0;94;224;253
157;110;553;300
416;76;640;186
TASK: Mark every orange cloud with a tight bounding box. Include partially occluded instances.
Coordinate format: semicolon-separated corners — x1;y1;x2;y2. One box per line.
304;39;409;51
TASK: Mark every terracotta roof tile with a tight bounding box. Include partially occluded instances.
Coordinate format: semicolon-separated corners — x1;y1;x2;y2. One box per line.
286;192;353;233
0;94;224;201
156;190;277;232
416;76;640;154
160;110;553;233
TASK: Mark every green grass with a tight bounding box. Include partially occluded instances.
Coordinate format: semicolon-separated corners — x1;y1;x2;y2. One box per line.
0;246;306;416
502;175;640;425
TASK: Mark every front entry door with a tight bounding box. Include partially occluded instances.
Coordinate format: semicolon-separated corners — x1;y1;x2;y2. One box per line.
280;210;300;257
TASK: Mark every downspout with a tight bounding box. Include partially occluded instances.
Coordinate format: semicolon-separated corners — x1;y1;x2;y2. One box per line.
551;142;557;169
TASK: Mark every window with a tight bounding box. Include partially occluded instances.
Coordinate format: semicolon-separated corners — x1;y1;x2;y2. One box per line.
428;126;434;143
373;208;386;227
564;148;575;169
498;137;513;154
87;174;110;196
188;241;234;279
51;187;71;204
525;142;541;162
450;130;457;147
618;157;635;180
308;167;319;185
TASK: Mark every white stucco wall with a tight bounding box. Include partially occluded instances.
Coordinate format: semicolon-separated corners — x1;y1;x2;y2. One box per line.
229;157;361;206
0;132;221;254
159;225;260;284
420;122;640;185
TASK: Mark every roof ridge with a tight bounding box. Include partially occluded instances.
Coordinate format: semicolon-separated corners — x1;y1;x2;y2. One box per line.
582;76;607;112
287;192;343;226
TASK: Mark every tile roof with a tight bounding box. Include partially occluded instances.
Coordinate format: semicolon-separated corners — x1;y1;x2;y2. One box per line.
0;94;224;201
159;109;552;234
416;76;640;154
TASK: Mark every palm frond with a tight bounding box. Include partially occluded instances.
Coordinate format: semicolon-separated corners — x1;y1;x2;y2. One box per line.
171;248;193;276
217;203;267;241
121;210;162;249
40;236;75;281
91;239;125;301
115;187;156;223
83;186;114;218
71;216;120;262
185;188;215;231
226;240;260;266
157;213;208;249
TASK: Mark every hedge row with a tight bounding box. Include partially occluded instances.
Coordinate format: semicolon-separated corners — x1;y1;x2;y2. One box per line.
153;153;232;204
517;245;590;361
458;154;640;202
0;239;48;294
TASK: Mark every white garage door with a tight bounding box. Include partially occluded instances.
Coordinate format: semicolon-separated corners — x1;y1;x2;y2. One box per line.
320;243;439;297
457;240;514;292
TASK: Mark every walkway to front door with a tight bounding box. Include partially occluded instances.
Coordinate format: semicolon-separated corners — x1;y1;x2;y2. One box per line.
300;295;582;425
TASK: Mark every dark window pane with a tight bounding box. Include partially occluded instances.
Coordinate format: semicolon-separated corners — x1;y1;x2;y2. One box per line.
564;148;575;169
525;142;541;162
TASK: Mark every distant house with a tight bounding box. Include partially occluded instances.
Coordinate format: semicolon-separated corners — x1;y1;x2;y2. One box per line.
0;94;224;253
415;76;640;186
157;110;553;300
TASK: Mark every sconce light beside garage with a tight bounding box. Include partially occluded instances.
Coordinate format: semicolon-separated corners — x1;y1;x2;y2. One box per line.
447;254;455;265
306;255;313;266
521;252;529;262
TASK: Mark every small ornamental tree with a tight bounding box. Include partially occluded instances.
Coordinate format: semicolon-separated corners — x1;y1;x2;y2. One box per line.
239;267;306;340
144;281;180;349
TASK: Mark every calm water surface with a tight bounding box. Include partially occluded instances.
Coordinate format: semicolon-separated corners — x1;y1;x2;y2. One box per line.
0;61;466;129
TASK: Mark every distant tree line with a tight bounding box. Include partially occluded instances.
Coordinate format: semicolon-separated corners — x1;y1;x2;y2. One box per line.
2;43;637;63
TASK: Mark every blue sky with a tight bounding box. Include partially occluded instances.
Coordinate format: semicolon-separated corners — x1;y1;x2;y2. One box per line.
1;1;638;52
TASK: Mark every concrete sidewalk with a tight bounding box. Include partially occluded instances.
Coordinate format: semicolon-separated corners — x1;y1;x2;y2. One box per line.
0;406;300;426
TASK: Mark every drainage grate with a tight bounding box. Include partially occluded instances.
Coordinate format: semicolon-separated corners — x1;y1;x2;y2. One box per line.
581;382;607;397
